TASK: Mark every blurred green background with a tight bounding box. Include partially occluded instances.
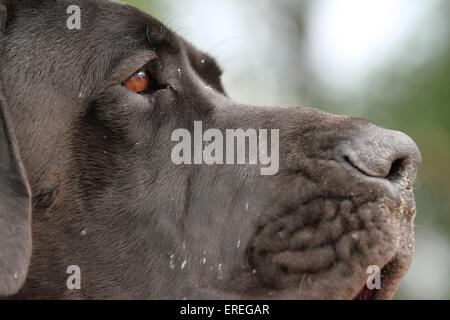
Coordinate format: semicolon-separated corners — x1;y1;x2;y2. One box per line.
120;0;450;299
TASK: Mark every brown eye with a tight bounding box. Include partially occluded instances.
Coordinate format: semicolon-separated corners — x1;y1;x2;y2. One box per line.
124;70;150;93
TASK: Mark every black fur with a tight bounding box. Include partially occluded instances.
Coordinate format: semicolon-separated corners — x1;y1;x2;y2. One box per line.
0;0;421;299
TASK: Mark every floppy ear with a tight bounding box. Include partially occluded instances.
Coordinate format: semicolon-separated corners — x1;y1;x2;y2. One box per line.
0;70;33;295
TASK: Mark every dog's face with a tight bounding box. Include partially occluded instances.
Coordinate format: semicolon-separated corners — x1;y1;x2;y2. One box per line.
0;0;421;299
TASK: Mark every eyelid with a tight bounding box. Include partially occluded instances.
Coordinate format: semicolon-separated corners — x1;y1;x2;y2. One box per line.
109;51;158;85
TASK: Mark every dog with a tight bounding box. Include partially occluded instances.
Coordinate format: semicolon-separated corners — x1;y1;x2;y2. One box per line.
0;0;421;299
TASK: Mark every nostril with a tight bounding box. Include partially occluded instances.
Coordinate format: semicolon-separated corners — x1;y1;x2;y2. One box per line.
386;158;405;181
343;153;406;181
341;127;421;182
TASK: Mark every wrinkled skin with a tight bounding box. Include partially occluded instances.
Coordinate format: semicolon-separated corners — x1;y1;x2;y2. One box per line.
0;0;421;299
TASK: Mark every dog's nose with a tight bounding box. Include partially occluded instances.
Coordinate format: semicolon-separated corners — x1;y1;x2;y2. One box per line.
340;125;421;182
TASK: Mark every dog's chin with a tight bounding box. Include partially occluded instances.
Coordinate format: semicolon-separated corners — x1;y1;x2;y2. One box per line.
230;253;410;300
207;251;412;301
204;198;415;300
198;251;410;300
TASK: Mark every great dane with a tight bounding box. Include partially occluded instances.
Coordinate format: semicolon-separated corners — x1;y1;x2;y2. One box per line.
0;0;421;299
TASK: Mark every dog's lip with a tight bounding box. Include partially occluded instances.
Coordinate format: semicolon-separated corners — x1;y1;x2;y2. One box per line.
270;258;396;300
352;259;393;300
200;196;416;300
355;247;416;300
196;249;405;300
253;257;397;300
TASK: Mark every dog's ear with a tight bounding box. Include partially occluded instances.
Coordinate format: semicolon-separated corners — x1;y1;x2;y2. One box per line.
0;77;32;296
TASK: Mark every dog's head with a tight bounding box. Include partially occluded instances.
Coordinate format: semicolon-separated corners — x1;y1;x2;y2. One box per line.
0;0;421;299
